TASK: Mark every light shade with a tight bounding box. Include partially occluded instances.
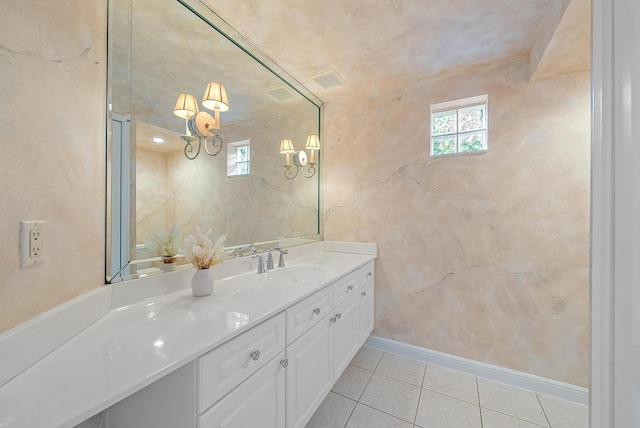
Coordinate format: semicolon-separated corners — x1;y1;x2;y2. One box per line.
202;82;230;111
173;93;199;119
280;139;295;154
305;134;321;150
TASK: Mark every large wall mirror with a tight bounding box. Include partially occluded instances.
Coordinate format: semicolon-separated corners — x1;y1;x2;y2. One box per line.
107;0;323;282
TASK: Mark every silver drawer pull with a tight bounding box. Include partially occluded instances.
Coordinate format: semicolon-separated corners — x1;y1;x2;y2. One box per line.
361;291;367;297
250;350;261;361
280;358;289;368
367;272;372;277
313;307;321;315
347;285;354;291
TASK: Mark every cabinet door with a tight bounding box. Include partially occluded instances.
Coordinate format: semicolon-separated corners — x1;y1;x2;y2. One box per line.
286;315;334;428
359;281;375;346
198;351;286;428
333;293;360;380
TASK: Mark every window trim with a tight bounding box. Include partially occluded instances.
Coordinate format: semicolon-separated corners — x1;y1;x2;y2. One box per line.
226;139;251;177
430;94;488;157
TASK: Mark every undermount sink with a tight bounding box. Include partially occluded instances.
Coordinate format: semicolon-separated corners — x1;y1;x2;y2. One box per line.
263;265;326;284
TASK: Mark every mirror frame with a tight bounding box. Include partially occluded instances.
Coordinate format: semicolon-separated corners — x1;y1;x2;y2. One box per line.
106;0;324;283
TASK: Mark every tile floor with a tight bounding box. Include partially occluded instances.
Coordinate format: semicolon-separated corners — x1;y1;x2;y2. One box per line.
306;346;588;428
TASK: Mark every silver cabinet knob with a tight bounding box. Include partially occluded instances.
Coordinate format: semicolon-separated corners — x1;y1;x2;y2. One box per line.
347;285;354;291
367;272;372;277
250;350;261;361
336;313;342;319
330;315;337;323
313;307;321;315
361;291;367;297
280;358;289;368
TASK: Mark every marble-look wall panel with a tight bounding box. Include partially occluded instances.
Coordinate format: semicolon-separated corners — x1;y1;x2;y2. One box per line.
324;53;590;387
0;2;106;333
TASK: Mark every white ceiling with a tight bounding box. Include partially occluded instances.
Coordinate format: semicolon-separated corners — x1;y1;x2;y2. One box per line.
202;0;590;101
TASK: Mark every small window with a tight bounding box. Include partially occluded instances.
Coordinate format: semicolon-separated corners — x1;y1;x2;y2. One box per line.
430;95;488;156
227;140;251;176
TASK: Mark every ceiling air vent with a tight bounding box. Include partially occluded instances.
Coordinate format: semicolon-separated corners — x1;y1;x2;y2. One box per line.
312;70;346;89
266;85;296;101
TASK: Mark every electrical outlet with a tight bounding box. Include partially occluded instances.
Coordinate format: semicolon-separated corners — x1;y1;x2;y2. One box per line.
20;220;45;267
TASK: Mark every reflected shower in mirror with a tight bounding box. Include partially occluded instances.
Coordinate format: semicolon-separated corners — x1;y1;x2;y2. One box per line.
107;0;323;282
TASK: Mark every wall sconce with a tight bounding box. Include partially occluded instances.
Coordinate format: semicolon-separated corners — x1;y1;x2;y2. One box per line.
280;134;320;179
173;82;229;160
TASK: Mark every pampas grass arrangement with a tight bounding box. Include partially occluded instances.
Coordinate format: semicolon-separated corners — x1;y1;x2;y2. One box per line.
146;225;181;258
182;226;230;269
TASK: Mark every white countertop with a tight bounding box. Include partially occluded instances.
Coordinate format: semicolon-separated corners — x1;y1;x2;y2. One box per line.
0;246;375;428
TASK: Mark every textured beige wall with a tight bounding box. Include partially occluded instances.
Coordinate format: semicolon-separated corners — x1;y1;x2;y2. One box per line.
324;53;590;387
0;2;106;333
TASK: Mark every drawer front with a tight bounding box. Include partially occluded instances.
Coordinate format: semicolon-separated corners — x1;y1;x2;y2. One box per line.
333;271;360;307
198;351;286;428
197;312;286;413
359;262;375;287
286;285;332;345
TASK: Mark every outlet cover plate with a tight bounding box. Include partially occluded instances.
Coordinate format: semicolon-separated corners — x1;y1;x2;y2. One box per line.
20;220;45;268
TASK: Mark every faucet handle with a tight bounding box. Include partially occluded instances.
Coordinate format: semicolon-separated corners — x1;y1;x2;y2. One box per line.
252;254;266;274
277;251;286;268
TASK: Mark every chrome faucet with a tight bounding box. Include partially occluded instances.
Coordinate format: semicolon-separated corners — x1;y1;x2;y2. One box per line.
266;247;288;270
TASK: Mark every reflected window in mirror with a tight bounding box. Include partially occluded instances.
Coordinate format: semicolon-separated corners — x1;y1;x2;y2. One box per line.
227;140;251;177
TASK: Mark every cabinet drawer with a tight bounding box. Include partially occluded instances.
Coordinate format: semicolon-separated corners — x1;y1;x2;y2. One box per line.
286;286;332;345
359;262;375;287
198;351;286;428
333;271;360;307
197;312;286;414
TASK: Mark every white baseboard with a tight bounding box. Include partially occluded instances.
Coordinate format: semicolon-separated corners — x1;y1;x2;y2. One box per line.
364;335;589;406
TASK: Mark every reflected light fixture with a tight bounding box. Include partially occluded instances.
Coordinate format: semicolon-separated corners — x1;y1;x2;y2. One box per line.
281;134;320;179
173;82;230;160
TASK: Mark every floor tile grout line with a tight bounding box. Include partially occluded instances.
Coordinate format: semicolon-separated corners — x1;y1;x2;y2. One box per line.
420;385;481;406
370;369;425;388
477;377;484;428
413;362;427;425
536;392;553;428
420;386;482;408
341;395;358;428
356;366;375;402
413;383;424;425
481;408;549;428
355;401;417;426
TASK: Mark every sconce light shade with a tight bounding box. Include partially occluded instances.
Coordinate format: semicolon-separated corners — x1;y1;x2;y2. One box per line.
174;93;199;119
305;134;321;150
280;139;295;154
202;82;230;112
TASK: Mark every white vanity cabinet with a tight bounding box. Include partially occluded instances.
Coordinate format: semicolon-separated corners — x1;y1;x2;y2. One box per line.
285;261;375;428
333;292;360;379
359;264;375;345
285;314;334;428
100;260;375;428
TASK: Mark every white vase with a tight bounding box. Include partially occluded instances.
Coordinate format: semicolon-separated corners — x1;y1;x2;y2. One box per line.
191;268;214;297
